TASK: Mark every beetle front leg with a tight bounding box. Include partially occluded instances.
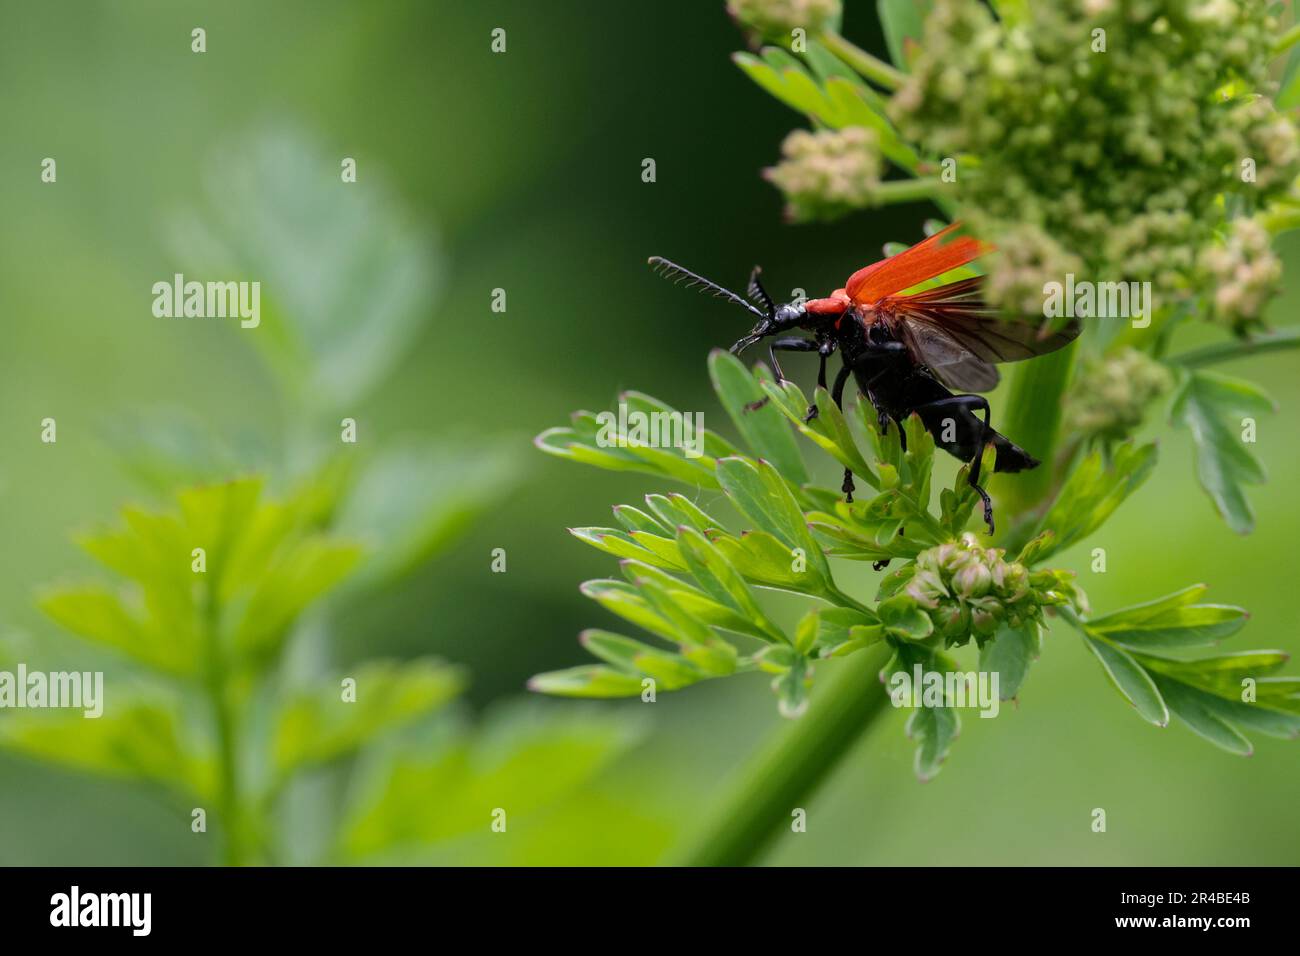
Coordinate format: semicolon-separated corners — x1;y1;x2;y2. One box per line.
744;337;819;412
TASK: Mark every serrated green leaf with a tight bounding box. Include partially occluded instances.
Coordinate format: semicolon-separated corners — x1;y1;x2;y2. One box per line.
526;665;648;698
676;526;784;642
708;351;808;485
0;699;210;797
1083;635;1169;727
978;623;1038;700
878;594;934;641
1170;370;1274;534
38;587;199;679
1034;442;1157;559
1151;674;1252;755
906;702;958;782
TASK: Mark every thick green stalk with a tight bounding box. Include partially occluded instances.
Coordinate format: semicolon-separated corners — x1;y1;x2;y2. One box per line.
873;178;941;204
202;581;253;866
989;340;1077;543
671;642;893;867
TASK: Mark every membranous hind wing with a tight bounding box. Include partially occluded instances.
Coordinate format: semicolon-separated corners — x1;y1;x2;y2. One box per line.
879;276;1081;392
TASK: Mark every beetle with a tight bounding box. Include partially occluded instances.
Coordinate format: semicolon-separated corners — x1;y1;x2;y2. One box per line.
648;223;1080;535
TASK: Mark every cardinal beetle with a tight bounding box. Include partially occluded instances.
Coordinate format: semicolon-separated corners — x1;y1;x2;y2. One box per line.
648;223;1080;536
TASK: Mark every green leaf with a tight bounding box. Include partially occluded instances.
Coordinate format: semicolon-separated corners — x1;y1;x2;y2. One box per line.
709;528;830;593
526;665;648;698
877;0;933;70
612;505;669;535
708;351;808;485
1170;370;1274;534
536;404;720;489
978;623;1039;700
878;594;934;641
341;703;643;858
618;560;772;640
675;527;785;642
578;630;706;690
272;659;463;774
1150;675;1252;755
644;493;720;534
332;438;519;591
1083;635;1169;727
906;702;958;782
1034;442;1157;559
0;699;210;797
569;527;685;570
812;606;883;657
715;456;829;583
231;534;364;665
38;587;199;679
169;125;439;409
1087;586;1248;650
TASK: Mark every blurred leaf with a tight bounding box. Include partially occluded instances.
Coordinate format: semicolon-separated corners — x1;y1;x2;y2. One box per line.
272;659;463;775
1170;370;1274;534
45;477;363;677
0;699;211;797
231;534;363;665
170;124;440;409
332;437;521;591
340;703;642;859
877;0;932;70
96;410;269;496
38;588;198;679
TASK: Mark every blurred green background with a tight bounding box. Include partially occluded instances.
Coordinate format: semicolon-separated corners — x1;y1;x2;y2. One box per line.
0;0;1296;865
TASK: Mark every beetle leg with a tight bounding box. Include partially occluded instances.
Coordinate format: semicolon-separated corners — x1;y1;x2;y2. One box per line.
745;337;819;411
908;394;995;534
827;363;856;501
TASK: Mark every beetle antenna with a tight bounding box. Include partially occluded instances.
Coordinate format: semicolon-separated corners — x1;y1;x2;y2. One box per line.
747;266;775;318
647;256;764;319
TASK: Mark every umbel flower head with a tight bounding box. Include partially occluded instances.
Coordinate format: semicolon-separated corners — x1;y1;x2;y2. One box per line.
890;534;1086;649
727;0;841;38
1198;216;1284;331
890;0;1300;318
1066;347;1175;442
765;126;882;221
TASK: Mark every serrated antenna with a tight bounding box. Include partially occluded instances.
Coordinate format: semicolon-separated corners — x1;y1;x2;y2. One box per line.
647;256;764;319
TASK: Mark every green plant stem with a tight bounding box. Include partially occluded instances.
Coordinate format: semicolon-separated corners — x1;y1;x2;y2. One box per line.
872;177;941;205
989;340;1077;545
1168;328;1300;368
202;582;249;866
670;642;893;866
818;30;905;90
1273;22;1300;56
